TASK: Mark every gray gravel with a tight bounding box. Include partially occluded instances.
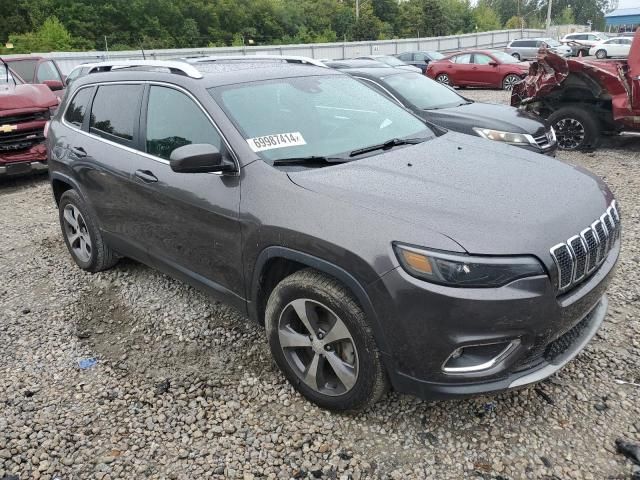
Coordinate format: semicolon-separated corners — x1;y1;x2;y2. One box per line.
1;94;640;479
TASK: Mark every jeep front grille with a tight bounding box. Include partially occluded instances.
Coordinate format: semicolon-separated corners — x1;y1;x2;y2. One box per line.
550;201;620;294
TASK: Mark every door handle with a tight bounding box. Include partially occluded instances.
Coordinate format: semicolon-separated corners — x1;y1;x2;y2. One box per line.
70;146;87;158
134;169;158;183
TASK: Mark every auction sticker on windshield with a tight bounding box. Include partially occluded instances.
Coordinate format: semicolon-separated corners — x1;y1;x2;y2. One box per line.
247;132;307;152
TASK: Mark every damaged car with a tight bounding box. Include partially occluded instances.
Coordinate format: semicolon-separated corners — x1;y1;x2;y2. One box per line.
0;60;59;177
511;29;640;150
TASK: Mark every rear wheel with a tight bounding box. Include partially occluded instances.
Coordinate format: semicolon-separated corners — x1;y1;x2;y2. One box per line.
502;74;522;90
58;190;119;272
595;49;607;59
511;52;521;61
548;105;601;151
265;269;388;411
435;73;451;86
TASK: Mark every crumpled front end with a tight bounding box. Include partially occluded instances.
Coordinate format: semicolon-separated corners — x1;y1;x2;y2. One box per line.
511;51;570;107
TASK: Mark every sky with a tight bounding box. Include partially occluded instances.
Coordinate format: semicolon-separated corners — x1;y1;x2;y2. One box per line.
618;0;639;8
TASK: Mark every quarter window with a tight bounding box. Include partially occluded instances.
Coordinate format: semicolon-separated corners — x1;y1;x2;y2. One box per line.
64;87;94;128
89;84;142;145
145;86;221;160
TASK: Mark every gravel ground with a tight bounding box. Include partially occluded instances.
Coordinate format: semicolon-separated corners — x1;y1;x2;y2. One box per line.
1;92;640;480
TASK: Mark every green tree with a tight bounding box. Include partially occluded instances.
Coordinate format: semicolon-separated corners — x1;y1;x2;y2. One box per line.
504;15;525;29
473;4;502;31
556;6;576;24
9;16;74;52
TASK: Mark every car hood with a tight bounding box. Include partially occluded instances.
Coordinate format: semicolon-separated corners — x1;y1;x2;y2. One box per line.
418;101;547;136
0;83;58;112
287;132;612;260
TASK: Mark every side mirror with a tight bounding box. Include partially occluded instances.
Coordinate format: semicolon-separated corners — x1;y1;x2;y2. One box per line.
170;144;232;174
489;61;499;67
43;80;64;91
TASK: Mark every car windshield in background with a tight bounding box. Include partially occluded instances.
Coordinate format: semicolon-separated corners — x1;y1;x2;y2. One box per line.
490;51;521;63
377;56;408;66
209;75;433;164
383;72;468;110
6;60;37;82
0;70;19;84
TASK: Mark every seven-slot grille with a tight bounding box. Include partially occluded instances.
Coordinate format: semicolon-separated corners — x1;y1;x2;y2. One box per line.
550;201;620;293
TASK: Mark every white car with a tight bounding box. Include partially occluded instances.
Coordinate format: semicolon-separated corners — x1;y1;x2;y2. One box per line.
589;37;633;59
561;32;611;56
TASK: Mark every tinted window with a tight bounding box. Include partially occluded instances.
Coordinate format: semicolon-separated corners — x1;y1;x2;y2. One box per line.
8;60;37;82
90;85;142;144
36;61;61;83
210;75;432;164
64;87;94;128
474;54;493;64
414;52;428;61
146;86;221;160
383;72;466;110
398;53;412;61
454;54;471;64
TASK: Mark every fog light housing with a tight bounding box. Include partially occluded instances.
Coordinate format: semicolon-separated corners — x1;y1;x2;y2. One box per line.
442;340;520;374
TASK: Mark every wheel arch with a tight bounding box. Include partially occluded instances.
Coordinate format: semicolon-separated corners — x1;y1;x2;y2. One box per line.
51;172;84;206
249;246;391;355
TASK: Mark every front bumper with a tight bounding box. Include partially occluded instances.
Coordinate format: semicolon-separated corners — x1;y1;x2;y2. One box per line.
369;240;618;400
0;160;48;177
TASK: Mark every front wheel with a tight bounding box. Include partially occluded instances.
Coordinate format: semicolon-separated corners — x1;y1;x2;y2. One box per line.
511;52;521;61
502;74;522;90
595;49;607;59
265;269;388;411
548;105;601;151
435;73;451;86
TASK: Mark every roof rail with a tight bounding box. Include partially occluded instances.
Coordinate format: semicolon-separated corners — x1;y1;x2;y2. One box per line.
87;60;203;79
186;54;327;68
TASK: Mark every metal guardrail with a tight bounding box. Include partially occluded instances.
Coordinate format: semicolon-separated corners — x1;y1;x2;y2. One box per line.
4;29;546;74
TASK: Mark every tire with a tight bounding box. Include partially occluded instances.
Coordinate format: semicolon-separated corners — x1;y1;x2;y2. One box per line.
595;49;607;59
512;52;521;61
548;105;601;151
265;269;388;411
435;73;451;86
502;74;522;91
58;190;119;272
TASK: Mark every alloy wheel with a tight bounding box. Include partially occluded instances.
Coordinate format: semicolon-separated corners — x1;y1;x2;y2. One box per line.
436;74;450;85
503;74;521;90
595;49;607;59
62;204;92;262
554;117;586;150
277;298;358;396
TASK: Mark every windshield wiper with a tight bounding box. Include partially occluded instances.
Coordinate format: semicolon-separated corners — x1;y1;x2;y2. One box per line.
272;156;350;166
349;137;425;157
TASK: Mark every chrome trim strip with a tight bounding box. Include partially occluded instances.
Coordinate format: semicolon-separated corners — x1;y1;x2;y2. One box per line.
579;228;595;274
550;242;573;291
567;234;586;282
442;339;521;374
60;81;240;176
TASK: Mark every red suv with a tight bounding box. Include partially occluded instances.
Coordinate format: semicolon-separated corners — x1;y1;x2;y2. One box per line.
0;62;58;177
512;29;640;150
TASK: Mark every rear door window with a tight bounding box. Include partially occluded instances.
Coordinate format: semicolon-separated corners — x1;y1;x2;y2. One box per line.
145;86;222;160
64;87;94;129
454;54;472;64
89;84;143;146
473;54;493;64
397;53;412;61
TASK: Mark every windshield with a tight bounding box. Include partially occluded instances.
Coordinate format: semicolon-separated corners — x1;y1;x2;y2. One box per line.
382;72;466;110
541;38;560;47
0;68;20;85
489;51;521;64
377;56;408;66
209;75;433;164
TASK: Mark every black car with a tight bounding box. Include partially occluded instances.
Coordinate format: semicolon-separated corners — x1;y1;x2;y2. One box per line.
341;67;557;155
47;60;618;411
396;51;445;73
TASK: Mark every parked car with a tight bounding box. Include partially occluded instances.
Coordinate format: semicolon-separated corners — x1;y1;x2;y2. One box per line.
589;37;633;58
339;66;556;155
561;32;611;56
65;63;95;87
506;38;572;60
0;61;58;177
395;51;445;72
427;50;530;90
48;60;619;411
512;29;640;150
354;55;421;72
2;57;66;97
323;59;392;69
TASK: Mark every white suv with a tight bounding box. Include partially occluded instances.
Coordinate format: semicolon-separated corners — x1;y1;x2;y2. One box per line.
561;32;610;56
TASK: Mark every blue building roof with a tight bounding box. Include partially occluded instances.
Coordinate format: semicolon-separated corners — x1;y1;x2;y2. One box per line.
605;7;640;18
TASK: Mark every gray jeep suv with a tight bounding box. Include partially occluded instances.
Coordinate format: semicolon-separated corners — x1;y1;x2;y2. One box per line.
47;60;620;411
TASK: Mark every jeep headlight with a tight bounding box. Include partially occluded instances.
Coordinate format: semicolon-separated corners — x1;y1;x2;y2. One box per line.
394;244;545;288
472;127;534;146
